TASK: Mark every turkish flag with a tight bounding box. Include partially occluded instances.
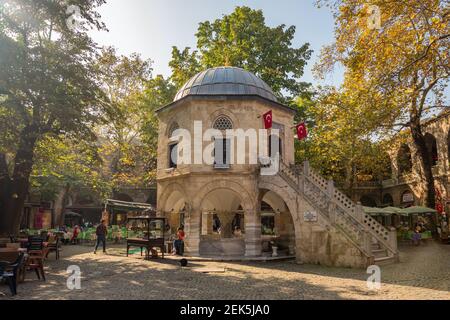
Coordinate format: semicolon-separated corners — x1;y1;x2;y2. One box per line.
296;123;308;141
263;110;272;129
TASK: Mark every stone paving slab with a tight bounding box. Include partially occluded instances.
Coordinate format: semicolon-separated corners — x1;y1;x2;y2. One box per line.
0;242;449;300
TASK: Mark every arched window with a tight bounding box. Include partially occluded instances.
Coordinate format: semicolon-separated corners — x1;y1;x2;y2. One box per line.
168;122;180;169
424;133;438;166
168;122;180;138
213;116;233;130
212;116;232;168
397;144;413;176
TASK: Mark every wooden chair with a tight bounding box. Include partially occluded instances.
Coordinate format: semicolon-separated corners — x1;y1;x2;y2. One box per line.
46;235;61;260
26;236;46;281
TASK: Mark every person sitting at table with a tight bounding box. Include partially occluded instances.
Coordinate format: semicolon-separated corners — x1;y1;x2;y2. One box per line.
412;225;422;246
173;227;185;256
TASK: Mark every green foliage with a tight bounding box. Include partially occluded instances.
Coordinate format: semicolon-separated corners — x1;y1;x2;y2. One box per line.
94;47;158;189
0;0;108;146
169;6;313;100
295;88;392;188
31;135;111;201
169;47;202;89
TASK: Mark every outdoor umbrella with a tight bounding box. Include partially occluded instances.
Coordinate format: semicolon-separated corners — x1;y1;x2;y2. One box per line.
383;206;406;216
402;206;437;215
363;207;389;216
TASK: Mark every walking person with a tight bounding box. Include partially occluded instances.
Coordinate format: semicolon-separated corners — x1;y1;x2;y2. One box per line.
94;220;108;254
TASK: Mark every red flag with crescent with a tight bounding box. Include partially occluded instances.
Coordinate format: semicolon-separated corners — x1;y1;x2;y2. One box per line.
296;123;308;141
263;110;272;129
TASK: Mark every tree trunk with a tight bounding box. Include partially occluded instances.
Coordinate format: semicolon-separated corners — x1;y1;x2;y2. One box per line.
53;184;71;227
410;120;435;209
0;126;38;236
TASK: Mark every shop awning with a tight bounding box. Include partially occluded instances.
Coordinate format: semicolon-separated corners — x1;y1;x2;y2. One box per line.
105;199;156;213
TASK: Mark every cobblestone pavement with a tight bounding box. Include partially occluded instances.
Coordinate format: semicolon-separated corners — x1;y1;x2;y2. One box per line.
1;241;449;300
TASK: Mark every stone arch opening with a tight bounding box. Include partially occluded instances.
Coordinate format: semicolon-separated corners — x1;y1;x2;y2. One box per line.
360;195;377;207
158;184;188;235
114;193;133;202
397;144;413;176
198;188;246;256
260;190;296;255
382;193;394;206
424;133;438;166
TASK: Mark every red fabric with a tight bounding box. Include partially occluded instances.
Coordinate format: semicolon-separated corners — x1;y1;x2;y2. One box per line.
296;123;308;141
177;230;185;241
34;212;43;229
263;110;273;129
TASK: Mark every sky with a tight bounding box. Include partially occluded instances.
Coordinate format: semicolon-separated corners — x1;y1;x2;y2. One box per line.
89;0;344;87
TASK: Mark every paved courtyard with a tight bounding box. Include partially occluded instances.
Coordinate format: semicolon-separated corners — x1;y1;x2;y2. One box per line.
1;241;449;300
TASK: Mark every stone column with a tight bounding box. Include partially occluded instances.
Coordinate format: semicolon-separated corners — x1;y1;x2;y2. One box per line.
355;202;365;223
185;207;201;256
245;209;262;257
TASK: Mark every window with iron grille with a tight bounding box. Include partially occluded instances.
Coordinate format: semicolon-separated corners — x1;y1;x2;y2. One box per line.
213;116;233;130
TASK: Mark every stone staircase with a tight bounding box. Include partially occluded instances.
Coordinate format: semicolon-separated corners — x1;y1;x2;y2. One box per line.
278;161;399;266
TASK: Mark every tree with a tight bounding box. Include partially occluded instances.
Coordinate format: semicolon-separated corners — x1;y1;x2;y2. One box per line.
169;47;202;90
0;0;108;235
31;135;111;226
295;88;391;191
315;0;449;207
169;6;313;100
94;47;157;190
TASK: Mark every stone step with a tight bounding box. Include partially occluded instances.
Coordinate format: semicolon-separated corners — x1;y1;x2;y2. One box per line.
371;242;381;249
374;255;396;266
372;248;388;258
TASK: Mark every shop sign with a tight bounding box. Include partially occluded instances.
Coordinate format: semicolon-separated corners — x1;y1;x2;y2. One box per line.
402;192;414;203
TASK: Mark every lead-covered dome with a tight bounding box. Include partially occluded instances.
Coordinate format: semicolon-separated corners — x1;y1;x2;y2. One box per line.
174;66;278;102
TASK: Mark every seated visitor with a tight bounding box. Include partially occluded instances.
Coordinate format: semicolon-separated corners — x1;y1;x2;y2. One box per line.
412;225;422;246
71;225;80;244
233;226;242;237
173;227;185;256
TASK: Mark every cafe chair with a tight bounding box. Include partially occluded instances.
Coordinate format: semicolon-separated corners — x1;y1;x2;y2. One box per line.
9;235;17;243
46;235;61;260
0;252;26;296
26;236;47;281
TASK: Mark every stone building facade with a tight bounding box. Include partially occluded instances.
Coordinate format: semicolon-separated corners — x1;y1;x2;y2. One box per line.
351;110;450;214
155;67;398;268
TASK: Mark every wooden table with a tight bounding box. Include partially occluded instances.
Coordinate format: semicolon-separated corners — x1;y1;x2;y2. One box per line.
126;238;165;259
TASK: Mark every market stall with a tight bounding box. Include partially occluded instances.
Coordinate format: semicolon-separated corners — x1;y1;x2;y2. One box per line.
363;205;439;242
104;199;156;226
126;216;166;259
